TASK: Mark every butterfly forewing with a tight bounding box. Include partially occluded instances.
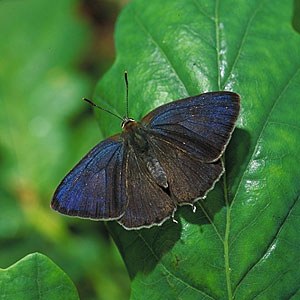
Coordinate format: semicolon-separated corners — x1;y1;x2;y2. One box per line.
142;92;240;162
51;136;127;220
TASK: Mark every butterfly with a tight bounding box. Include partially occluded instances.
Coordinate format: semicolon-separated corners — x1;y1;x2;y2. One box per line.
51;74;240;230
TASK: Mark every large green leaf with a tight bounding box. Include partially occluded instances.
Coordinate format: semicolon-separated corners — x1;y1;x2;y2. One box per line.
0;253;79;300
93;0;300;299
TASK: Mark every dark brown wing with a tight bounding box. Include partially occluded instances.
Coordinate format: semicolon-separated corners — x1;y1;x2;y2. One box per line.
148;133;224;205
118;148;176;229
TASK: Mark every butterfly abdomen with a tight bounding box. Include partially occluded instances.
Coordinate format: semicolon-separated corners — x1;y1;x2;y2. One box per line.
145;156;168;189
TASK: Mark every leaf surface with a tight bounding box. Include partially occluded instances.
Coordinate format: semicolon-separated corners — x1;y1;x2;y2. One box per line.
95;0;300;299
0;253;79;300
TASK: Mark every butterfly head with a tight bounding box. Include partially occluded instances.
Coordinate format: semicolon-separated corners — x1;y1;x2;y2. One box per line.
121;117;137;132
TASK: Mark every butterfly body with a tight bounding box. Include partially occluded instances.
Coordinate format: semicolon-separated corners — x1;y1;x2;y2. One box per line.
122;120;168;189
52;91;240;229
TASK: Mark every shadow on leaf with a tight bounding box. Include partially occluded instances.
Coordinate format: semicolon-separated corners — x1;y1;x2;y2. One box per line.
108;127;250;278
107;218;182;278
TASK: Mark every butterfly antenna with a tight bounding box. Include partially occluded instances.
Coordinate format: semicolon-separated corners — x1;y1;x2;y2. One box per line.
124;71;129;118
82;98;123;121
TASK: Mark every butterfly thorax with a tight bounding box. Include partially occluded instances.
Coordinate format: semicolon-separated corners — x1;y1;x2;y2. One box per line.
122;119;168;189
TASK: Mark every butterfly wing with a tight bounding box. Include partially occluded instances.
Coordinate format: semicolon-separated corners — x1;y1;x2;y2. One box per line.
142;91;240;162
118;147;176;229
51;135;127;220
52;91;239;228
148;134;224;205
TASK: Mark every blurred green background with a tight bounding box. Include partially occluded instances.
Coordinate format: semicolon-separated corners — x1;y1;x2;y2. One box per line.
0;0;130;299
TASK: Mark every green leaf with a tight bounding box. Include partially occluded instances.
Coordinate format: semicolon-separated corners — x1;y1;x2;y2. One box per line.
94;0;300;299
0;253;79;300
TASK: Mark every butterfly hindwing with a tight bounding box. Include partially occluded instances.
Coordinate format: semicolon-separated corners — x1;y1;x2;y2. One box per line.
118;148;176;229
148;133;224;204
51;135;127;220
142;92;240;162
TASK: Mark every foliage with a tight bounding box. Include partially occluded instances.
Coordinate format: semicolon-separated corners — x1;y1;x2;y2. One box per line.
0;0;129;299
0;253;79;300
97;0;300;299
1;0;300;299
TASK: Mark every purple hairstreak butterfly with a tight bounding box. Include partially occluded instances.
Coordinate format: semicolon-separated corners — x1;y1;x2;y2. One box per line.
51;72;240;230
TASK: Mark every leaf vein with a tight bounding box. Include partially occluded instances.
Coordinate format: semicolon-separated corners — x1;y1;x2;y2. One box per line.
252;269;292;299
268;121;300;132
136;232;217;299
233;196;300;297
196;201;224;242
214;0;221;89
229;200;271;248
222;0;265;88
230;66;300;210
192;0;215;23
133;10;189;96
